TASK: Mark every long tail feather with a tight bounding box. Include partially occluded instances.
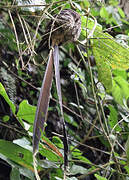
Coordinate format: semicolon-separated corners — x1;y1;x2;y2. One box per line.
53;45;68;171
33;49;53;154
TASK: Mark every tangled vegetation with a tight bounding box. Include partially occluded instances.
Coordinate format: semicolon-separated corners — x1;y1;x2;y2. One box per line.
0;0;129;180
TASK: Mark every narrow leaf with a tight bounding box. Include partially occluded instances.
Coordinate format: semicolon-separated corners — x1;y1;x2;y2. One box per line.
95;174;107;180
42;136;63;158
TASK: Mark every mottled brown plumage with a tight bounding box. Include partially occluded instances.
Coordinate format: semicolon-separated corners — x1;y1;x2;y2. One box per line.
33;9;81;164
36;9;81;53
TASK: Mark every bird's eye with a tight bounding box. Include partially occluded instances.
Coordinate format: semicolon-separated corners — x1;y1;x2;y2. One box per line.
75;18;79;22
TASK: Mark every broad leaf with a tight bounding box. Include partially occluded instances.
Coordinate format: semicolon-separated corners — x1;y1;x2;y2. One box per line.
93;47;112;92
113;76;129;100
0;140;33;171
0;153;35;179
112;76;129;105
93;31;129;70
92;30;129;91
17;100;36;124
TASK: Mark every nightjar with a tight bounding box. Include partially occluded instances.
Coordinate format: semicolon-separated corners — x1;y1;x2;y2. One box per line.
36;9;81;53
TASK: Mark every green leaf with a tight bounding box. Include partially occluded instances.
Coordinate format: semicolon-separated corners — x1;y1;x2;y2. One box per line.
112;80;123;105
81;16;102;37
93;31;129;70
87;18;102;31
17;100;36;124
114;76;129;100
100;7;109;19
0;24;17;51
39;145;63;162
124;165;129;174
2;115;10;122
0;153;34;179
39;159;58;169
0;83;16;114
0;140;33;171
70;165;88;175
118;7;125;18
13;137;32;152
51;168;63;180
64;113;78;127
41;136;63;159
10;167;20;180
112;75;129;106
71;148;82;156
81;0;90;8
52;136;63;149
112;69;127;80
108;105;122;132
36;136;63;163
96;131;110;148
95;174;107;180
93;47;112;92
71;148;92;165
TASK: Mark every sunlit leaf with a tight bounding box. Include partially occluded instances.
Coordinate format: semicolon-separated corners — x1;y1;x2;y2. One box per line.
112;80;123;105
13;137;32;152
52;136;63;149
93;31;129;69
93;47;113;92
0;140;33;171
2;115;10;122
17;100;36;124
112;69;127;80
95;174;107;180
71;148;92;165
113;76;129;100
112;76;129;105
118;7;125;18
64;113;78;128
39;144;63;162
42;136;63;158
100;7;109;19
0;83;16;114
124;165;129;174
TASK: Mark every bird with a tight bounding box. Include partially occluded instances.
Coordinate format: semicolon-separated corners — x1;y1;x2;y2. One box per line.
33;9;81;171
36;9;81;53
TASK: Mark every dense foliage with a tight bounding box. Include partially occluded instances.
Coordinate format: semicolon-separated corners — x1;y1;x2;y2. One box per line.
0;0;129;180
